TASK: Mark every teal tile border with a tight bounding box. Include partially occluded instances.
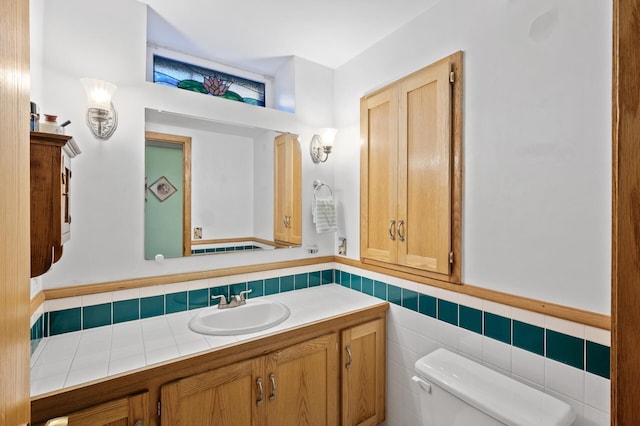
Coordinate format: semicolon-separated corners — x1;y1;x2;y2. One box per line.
32;267;610;380
374;281;387;300
83;303;112;329
484;312;511;344
188;289;209;310
294;274;308;290
586;341;610;380
459;306;482;334
230;282;248;297
401;289;418;312
513;320;544;356
114;299;139;324
387;285;402;306
140;295;164;318
191;244;261;255
547;329;584;370
438;299;458;326
265;278;279;295
280;275;294;293
49;307;81;336
248;280;264;297
418;294;436;318
166;291;187;314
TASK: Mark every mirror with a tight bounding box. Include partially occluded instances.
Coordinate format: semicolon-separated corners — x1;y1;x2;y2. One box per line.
144;109;301;259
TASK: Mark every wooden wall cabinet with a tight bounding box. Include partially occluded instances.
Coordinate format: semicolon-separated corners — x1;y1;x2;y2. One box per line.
30;131;80;277
360;52;463;283
341;319;385;426
274;133;302;246
160;334;339;426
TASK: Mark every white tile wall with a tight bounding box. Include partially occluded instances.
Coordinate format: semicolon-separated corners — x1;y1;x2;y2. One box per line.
337;264;611;426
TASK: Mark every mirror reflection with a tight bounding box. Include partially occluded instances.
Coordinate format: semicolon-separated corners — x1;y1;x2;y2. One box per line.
144;109;301;259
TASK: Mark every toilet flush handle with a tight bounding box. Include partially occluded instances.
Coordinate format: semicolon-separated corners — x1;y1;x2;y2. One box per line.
412;376;432;393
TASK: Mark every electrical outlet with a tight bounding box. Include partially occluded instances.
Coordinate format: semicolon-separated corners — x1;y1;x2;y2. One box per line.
194;227;202;239
338;238;347;256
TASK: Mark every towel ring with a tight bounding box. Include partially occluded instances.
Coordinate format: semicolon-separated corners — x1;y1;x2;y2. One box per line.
313;180;333;199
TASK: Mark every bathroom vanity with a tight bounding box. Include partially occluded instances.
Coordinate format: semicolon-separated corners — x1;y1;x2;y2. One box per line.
31;285;387;426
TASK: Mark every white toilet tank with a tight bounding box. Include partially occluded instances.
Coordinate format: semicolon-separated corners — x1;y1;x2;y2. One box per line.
413;348;575;426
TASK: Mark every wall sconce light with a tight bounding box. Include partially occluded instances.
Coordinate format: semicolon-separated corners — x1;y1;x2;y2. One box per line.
80;78;118;140
310;127;338;163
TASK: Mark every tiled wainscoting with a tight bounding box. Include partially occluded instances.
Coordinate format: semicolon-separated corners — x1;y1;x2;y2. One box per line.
334;264;610;426
30;262;610;425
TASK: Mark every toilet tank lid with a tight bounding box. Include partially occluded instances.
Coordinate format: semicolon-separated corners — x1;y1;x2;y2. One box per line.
415;349;575;426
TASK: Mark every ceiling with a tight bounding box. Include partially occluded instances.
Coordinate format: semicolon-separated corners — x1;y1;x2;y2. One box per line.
143;0;441;75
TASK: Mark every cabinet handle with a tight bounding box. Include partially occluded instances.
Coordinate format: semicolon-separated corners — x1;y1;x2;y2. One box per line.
286;216;291;228
346;345;352;369
397;220;405;242
134;421;143;426
257;378;264;406
388;220;396;241
283;216;288;228
269;373;277;400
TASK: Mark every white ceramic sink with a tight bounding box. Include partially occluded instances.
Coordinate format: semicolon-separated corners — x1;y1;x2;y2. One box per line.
188;299;291;336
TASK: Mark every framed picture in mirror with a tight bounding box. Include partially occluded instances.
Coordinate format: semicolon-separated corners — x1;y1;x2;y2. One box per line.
149;176;177;202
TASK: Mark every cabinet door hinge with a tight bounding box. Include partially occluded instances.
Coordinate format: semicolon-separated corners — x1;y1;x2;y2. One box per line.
449;252;454;264
157;401;161;417
449;71;455;84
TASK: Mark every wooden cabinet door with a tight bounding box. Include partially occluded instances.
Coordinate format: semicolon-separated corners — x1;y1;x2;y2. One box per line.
265;334;339;426
274;133;301;245
397;58;453;275
160;358;263;426
43;392;148;426
30;133;68;277
360;87;399;264
341;319;385;426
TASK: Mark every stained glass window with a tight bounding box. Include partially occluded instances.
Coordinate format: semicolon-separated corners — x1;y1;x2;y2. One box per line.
153;55;266;107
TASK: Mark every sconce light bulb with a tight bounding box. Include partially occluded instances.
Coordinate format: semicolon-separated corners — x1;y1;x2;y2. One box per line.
319;127;337;148
80;78;118;140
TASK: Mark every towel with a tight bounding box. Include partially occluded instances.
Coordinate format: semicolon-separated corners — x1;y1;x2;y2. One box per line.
312;197;338;233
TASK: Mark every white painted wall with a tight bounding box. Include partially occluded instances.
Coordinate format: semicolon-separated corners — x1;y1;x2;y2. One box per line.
334;0;612;314
36;0;611;316
29;0;44;107
37;0;336;288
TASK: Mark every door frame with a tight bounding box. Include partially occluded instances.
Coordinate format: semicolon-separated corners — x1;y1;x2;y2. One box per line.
610;0;640;423
145;131;192;257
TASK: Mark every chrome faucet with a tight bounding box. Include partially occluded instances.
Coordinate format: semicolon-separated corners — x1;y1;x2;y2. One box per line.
211;289;252;309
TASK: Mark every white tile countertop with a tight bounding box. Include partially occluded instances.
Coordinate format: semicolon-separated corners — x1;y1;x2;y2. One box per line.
31;284;386;397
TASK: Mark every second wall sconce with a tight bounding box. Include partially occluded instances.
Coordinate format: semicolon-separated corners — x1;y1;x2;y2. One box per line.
81;78;118;140
310;127;338;163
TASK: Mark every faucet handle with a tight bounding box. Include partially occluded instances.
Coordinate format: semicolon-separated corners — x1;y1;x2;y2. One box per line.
238;289;253;302
211;294;227;307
